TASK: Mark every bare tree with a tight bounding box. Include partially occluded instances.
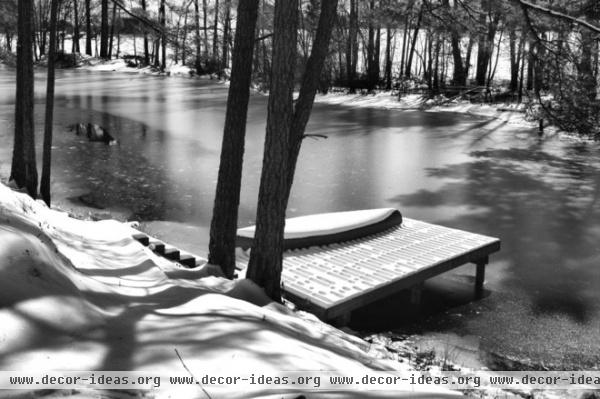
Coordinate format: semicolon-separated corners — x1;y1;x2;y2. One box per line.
41;0;60;206
11;0;38;198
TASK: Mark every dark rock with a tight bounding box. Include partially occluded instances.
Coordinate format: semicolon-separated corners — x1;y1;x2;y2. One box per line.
70;123;117;145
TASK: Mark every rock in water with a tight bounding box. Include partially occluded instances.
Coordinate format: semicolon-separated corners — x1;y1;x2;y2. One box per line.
70;123;117;145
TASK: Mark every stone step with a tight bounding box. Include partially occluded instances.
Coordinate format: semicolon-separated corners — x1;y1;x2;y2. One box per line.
163;246;180;261
179;253;196;268
132;233;149;246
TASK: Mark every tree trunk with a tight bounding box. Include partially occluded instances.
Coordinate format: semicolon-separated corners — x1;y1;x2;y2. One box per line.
346;0;358;91
202;0;209;57
72;0;80;53
208;0;260;278
11;0;38;199
160;0;166;70
195;0;201;71
108;1;117;59
509;28;518;91
284;0;339;207
450;31;466;86
142;0;149;65
212;0;219;62
221;0;231;73
464;34;474;80
247;0;299;301
399;13;410;77
580;28;596;100
475;1;499;86
385;26;392;90
245;0;338;301
100;0;109;58
405;5;422;78
41;0;59;206
526;39;534;91
182;7;189;65
85;0;92;55
366;0;376;91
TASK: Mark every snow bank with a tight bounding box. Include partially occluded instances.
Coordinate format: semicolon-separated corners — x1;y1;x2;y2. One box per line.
0;183;458;398
315;91;536;128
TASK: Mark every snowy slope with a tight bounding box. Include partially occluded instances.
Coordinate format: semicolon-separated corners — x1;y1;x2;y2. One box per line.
0;183;459;398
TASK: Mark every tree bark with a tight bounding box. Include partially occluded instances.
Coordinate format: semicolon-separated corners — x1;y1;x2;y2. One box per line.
72;0;80;53
141;0;149;65
85;0;92;55
221;0;231;73
194;0;201;71
384;25;393;90
202;0;209;57
11;0;38;199
212;0;219;62
160;0;166;70
247;0;299;301
346;0;358;91
41;0;59;206
366;0;376;90
405;4;423;78
284;0;339;207
208;0;260;278
509;28;519;91
100;0;109;58
108;1;117;59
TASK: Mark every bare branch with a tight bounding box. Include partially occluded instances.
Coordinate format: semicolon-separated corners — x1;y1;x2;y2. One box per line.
512;0;600;34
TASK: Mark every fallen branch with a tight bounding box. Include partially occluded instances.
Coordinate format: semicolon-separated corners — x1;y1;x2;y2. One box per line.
302;134;328;140
174;348;212;399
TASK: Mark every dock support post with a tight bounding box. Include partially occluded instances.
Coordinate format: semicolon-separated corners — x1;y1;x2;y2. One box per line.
410;283;423;306
474;256;488;299
331;312;351;327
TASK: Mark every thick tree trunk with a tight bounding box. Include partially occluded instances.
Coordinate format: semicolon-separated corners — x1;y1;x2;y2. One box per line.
100;0;109;58
475;1;499;86
208;0;260;278
72;0;80;53
580;29;596;100
450;32;466;85
41;0;59;206
284;0;339;207
11;0;38;199
247;0;299;301
246;0;338;301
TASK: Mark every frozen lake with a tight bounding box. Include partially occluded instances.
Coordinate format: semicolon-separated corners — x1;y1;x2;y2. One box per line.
1;67;599;369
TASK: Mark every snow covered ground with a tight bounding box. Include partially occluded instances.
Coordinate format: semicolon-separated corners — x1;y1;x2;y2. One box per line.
314;91;536;129
0;182;460;398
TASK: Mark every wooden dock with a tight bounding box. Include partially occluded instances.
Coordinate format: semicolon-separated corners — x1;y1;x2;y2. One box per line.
277;218;500;324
